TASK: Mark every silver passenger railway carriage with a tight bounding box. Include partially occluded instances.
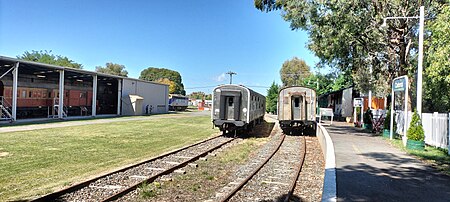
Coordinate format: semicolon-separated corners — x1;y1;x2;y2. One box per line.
212;84;265;135
278;86;317;134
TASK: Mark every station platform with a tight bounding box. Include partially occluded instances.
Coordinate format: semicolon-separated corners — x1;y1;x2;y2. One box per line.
325;122;450;202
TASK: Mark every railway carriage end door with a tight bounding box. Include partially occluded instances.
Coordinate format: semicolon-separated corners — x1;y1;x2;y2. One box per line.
292;96;301;120
223;95;240;121
225;96;235;120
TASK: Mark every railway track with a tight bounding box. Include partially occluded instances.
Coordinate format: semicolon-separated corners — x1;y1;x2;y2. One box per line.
211;130;307;202
32;135;235;202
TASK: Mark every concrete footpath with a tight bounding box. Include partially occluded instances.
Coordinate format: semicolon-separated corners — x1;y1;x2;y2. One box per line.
325;122;450;202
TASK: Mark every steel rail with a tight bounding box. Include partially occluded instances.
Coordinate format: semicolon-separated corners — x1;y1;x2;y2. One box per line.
32;134;224;202
284;136;307;202
102;137;235;201
219;134;286;202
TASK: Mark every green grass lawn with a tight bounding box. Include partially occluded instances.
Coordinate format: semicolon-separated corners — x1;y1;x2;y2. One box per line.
384;137;450;176
0;112;189;128
0;115;217;201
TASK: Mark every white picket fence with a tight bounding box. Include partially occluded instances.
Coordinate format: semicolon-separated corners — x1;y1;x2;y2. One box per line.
422;113;449;149
395;111;449;154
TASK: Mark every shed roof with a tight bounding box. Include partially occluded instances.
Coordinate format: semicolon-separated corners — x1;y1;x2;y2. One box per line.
0;55;168;86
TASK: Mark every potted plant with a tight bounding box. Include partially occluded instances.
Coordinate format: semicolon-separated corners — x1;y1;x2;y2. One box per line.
406;110;425;150
363;109;373;131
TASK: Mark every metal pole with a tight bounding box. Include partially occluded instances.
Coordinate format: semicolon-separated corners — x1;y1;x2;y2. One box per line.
403;76;409;146
117;79;122;115
390;86;394;140
369;65;372;110
11;62;19;121
58;70;65;119
417;6;424;115
361;106;364;125
92;75;97;117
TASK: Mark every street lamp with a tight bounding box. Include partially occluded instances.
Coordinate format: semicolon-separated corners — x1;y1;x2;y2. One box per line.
382;6;425;115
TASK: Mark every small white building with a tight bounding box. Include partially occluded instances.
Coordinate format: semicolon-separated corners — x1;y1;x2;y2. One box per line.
121;78;169;115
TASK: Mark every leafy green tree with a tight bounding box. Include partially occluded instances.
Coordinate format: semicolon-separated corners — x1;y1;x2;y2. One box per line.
424;4;450;112
156;78;177;93
188;92;212;100
266;81;279;114
95;62;128;77
280;57;311;87
254;0;443;97
17;50;82;69
332;71;354;91
301;72;336;96
140;67;185;95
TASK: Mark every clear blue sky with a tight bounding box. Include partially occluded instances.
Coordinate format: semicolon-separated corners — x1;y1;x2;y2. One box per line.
0;0;319;95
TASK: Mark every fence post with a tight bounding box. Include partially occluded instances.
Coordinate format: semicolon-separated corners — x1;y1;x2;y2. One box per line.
448;113;450;155
433;112;438;147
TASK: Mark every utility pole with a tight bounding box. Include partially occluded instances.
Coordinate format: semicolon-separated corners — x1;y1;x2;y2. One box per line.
226;71;237;84
382;6;425;115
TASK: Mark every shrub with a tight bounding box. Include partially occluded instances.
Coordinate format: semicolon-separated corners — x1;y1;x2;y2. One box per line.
363;109;373;125
384;108;397;131
384;109;391;129
407;110;425;141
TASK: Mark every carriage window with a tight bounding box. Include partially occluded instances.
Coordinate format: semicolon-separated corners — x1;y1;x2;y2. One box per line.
48;92;52;98
294;98;299;107
228;98;233;106
29;91;32;98
22;90;26;98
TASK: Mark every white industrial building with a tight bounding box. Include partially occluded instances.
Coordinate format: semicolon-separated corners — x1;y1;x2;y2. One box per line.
0;56;168;123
